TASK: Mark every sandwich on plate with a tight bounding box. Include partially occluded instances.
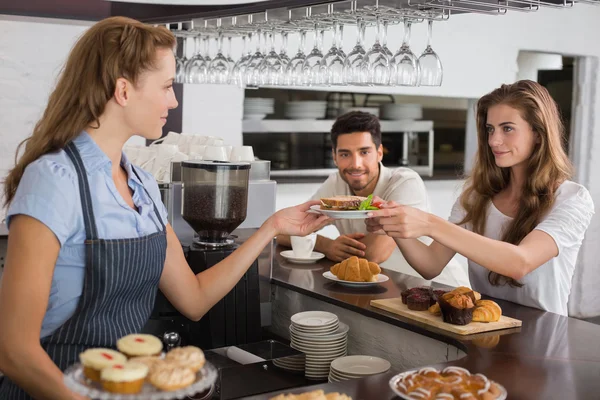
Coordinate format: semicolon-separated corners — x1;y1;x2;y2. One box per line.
319;194;381;211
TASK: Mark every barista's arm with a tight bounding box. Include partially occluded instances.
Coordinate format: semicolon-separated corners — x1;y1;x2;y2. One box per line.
0;215;86;400
160;201;330;321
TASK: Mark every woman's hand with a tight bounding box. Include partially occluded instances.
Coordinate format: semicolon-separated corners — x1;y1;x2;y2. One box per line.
365;201;433;239
268;200;332;237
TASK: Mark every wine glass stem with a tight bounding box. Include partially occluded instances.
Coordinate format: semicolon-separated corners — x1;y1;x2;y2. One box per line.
299;30;306;53
427;20;433;48
217;33;224;54
246;33;253;56
203;38;209;58
269;30;275;52
356;17;365;47
382;20;389;49
281;32;288;54
402;20;412;47
375;16;382;45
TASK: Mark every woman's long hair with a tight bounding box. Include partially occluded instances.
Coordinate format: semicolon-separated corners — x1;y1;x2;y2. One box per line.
3;16;175;207
459;80;573;287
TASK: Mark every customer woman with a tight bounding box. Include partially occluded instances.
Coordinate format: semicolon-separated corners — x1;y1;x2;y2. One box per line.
0;17;330;399
366;80;594;316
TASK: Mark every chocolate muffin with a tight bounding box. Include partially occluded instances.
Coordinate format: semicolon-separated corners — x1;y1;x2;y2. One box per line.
407;294;431;311
438;292;476;325
401;287;431;304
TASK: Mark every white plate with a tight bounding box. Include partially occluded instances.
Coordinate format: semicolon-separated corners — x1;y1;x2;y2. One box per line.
331;356;391;376
280;250;326;264
290;324;339;335
389;368;508;400
290;337;347;347
323;271;389;287
290;322;349;340
309;205;373;220
291;311;338;327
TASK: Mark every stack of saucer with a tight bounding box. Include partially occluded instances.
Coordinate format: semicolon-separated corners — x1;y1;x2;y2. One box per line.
244;98;275;120
272;353;306;373
328;355;391;383
289;311;349;380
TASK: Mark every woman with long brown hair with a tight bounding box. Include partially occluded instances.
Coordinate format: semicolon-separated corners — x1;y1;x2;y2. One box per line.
0;17;329;399
366;80;594;316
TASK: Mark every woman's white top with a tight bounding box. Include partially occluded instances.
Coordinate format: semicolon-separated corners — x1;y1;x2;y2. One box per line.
449;180;594;316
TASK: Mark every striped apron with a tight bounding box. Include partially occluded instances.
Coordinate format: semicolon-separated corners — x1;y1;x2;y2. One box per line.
0;142;167;399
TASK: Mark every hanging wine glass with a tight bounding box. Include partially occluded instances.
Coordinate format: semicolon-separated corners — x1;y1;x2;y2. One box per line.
343;16;366;85
259;28;285;86
183;32;206;84
391;18;420;86
229;34;252;87
302;22;325;86
285;29;307;86
360;15;391;86
245;28;265;87
321;20;346;86
208;31;230;84
418;19;443;86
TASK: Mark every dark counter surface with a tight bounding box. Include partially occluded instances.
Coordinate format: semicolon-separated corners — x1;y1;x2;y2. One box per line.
247;246;600;399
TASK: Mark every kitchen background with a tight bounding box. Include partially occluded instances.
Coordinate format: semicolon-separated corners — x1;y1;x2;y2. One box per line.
0;3;598;318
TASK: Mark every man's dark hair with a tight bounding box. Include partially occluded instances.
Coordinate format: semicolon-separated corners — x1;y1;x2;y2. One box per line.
330;111;382;150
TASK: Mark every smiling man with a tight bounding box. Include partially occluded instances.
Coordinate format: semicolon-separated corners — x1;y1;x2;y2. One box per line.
277;111;431;269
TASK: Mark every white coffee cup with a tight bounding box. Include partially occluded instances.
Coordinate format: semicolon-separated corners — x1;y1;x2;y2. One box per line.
203;145;229;161
291;233;317;258
189;144;207;157
162;131;181;145
230;146;255;162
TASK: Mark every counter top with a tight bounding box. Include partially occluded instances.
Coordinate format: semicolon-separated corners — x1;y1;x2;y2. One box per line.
247;246;600;399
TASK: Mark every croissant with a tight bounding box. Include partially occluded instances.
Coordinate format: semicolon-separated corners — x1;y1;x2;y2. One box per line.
472;300;502;322
451;286;482;301
270;390;352;400
330;256;381;282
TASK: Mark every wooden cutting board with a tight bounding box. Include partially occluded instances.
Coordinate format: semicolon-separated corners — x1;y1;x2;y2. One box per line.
370;297;522;335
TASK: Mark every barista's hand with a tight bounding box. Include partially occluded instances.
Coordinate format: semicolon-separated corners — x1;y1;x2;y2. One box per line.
269;200;332;237
324;233;367;262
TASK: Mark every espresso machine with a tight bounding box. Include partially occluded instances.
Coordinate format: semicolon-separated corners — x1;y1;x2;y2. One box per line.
147;160;263;350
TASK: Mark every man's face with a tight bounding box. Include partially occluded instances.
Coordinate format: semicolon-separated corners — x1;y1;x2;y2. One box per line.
333;131;383;193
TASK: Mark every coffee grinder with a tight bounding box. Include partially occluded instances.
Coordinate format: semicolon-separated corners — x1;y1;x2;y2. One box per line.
147;160;262;350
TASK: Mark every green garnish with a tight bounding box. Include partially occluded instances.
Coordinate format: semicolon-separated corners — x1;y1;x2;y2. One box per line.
359;194;373;210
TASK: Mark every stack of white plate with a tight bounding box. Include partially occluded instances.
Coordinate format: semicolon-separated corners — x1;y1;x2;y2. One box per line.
289;311;349;380
284;101;327;120
380;103;423;120
244;98;275;120
328;355;391;383
272;353;306;373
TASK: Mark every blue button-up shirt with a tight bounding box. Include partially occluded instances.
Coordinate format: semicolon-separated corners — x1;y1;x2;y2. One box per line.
7;132;167;338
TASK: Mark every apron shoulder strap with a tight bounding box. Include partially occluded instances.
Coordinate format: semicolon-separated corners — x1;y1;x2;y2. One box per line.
64;142;99;241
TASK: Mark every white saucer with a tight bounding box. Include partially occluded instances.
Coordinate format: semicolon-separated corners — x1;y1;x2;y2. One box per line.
280;250;325;264
323;271;389;287
309;205;372;220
